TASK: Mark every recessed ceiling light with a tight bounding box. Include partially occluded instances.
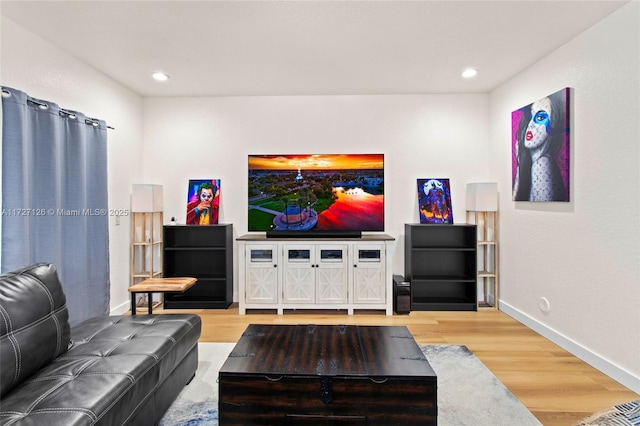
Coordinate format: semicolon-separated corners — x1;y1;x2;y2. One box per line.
152;72;169;82
461;68;478;79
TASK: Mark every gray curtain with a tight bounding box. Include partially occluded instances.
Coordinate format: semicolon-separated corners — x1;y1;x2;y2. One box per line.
1;86;110;325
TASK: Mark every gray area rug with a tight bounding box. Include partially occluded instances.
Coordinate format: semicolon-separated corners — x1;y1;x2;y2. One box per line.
574;400;640;426
160;342;541;425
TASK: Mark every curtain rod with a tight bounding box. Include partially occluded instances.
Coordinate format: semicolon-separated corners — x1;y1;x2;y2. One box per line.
1;87;115;130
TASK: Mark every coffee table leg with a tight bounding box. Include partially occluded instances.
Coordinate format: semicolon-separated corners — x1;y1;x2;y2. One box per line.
148;292;153;315
131;293;137;316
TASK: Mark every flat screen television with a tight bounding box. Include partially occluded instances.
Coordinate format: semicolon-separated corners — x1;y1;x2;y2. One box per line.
248;154;384;237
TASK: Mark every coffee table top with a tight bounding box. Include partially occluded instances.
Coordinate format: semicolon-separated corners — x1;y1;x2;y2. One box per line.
220;324;436;379
128;277;197;293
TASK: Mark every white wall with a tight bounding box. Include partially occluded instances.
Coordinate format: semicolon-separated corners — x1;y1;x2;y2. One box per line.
489;2;639;392
3;1;637;394
142;93;490;286
0;17;145;314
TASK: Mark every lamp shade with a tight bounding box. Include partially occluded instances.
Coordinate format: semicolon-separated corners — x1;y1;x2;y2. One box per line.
466;182;498;211
131;184;163;212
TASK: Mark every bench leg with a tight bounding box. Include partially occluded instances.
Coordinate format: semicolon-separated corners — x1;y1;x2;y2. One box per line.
131;293;137;315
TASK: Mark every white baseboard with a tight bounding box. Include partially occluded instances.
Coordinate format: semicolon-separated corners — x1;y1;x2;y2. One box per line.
500;301;640;394
110;300;130;316
110;294;239;315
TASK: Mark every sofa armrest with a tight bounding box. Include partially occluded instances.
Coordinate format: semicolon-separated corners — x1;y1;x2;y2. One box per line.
0;263;71;397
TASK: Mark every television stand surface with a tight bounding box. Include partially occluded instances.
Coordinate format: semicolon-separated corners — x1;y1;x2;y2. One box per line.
266;230;362;238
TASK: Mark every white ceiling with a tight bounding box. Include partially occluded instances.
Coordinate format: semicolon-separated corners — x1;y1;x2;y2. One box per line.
0;1;629;97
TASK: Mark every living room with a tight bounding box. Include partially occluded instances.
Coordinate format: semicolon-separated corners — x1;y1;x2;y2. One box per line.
1;1;638;425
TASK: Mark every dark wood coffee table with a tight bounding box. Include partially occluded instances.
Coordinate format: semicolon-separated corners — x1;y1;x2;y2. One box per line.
218;324;437;425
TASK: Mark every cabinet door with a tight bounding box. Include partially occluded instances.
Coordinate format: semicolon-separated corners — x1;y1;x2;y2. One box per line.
353;244;385;304
283;245;315;303
245;244;278;304
315;245;348;304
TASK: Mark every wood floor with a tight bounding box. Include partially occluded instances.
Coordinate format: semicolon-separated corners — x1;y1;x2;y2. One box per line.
157;305;638;425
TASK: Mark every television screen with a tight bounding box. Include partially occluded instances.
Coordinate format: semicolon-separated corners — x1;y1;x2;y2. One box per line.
248;154;384;234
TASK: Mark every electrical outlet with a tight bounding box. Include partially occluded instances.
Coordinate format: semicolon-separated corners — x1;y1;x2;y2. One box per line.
538;297;551;313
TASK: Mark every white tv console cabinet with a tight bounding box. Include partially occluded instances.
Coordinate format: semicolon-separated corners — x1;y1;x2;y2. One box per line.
237;234;395;315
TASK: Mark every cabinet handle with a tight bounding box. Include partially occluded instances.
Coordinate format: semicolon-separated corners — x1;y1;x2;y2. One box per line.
273;264;277;268
354;264;357;268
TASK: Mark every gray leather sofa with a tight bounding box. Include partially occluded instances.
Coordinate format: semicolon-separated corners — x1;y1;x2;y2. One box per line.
0;263;201;425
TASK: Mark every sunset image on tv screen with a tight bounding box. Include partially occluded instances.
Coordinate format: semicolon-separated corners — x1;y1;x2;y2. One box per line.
248;154;384;232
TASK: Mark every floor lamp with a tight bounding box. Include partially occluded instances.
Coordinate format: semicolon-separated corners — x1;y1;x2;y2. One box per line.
130;184;164;308
466;183;499;308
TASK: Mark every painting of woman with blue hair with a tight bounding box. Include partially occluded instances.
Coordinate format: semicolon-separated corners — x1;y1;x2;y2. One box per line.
512;88;570;202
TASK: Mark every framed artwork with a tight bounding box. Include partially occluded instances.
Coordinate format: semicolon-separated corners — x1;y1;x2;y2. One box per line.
186;179;220;225
512;87;570;202
417;178;453;224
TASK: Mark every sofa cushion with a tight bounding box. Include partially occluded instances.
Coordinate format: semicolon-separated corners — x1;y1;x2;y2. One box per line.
0;263;71;397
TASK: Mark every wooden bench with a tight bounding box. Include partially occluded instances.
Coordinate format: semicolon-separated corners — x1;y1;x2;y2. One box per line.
128;277;197;315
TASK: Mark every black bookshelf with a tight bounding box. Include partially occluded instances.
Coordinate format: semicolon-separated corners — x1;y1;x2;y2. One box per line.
163;224;233;309
405;223;477;311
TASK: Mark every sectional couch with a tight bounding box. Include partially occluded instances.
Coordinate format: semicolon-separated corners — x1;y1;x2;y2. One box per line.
0;263;201;425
